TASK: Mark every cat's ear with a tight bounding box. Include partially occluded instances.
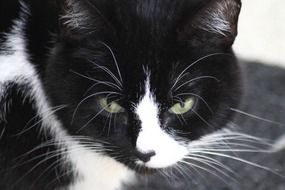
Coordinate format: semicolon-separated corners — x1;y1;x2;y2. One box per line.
179;0;241;46
56;0;109;37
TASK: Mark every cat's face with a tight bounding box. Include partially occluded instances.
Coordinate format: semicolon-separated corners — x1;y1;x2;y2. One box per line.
45;0;241;172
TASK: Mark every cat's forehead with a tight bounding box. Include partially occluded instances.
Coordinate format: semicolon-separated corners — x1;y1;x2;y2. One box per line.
62;0;241;48
108;0;208;35
92;0;208;18
63;0;210;35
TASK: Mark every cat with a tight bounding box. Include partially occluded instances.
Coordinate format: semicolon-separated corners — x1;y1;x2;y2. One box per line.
0;0;250;189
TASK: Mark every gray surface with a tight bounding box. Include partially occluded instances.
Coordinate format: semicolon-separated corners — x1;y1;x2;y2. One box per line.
128;61;285;190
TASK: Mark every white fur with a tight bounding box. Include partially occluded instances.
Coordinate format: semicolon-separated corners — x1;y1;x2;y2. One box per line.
199;10;231;36
61;0;93;31
0;5;134;190
135;76;188;168
68;147;135;190
272;135;285;152
0;2;32;122
196;0;240;36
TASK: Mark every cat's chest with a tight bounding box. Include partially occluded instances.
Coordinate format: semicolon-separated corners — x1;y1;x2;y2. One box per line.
66;149;135;190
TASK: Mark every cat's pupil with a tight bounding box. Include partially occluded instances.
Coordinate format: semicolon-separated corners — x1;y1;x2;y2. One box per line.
179;102;185;107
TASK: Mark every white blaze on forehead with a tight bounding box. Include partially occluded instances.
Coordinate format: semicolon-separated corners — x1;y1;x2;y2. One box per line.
135;78;160;132
135;76;188;168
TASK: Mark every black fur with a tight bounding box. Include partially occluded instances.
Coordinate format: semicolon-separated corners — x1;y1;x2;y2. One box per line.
46;0;241;168
0;84;72;189
0;0;242;189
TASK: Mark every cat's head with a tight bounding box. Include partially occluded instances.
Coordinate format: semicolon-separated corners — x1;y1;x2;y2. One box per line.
45;0;242;172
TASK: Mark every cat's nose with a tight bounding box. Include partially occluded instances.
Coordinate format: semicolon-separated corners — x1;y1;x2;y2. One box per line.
135;150;156;163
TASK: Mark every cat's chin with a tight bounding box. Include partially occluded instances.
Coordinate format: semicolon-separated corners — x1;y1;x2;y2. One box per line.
129;163;172;175
132;165;158;175
126;161;178;175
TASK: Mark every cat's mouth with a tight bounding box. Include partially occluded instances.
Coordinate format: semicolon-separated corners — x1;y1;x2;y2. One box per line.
123;147;189;174
130;158;183;175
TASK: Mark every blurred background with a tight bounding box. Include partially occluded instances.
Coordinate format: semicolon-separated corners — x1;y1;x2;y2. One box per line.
233;0;285;67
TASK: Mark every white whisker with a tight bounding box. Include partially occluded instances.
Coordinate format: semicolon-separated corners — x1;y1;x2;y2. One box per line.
230;108;284;126
71;91;121;124
99;41;123;83
77;99;120;133
186;153;237;176
89;60;123;87
191;109;213;128
70;69;122;91
14;105;67;137
184;156;237;181
189;148;272;153
174;75;219;92
182;128;284;182
179;160;231;186
176;92;214;113
193;150;281;176
171;53;229;91
83;82;122;97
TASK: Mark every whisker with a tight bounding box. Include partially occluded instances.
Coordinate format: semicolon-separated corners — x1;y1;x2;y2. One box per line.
28;153;64;189
173;75;219;92
76;98;120;133
193;150;282;176
176;92;214;113
184;128;284;179
14;105;67;137
70;69;122;93
89;60;123;87
184;156;237;181
71;91;121;124
46;166;74;188
190;137;272;148
186;153;237;176
230;108;284;126
83;82;122;97
12;150;65;187
179;160;232;186
99;41;123;83
0;125;6;140
191;109;213;128
173;129;192;135
188;130;273;149
13;143;106;169
13;142;107;188
14;136;112;163
171;53;230;90
189;148;272;153
107;113;112;136
173;164;192;181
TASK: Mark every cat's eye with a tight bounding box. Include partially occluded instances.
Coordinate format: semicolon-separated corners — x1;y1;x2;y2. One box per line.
99;98;124;113
169;98;194;115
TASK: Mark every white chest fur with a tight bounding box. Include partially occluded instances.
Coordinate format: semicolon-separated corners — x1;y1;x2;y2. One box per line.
68;148;135;190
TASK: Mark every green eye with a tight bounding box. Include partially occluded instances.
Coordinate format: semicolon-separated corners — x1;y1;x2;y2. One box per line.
99;98;124;113
169;98;194;115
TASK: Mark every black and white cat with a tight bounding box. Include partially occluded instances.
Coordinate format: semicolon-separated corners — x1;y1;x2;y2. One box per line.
0;0;257;189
